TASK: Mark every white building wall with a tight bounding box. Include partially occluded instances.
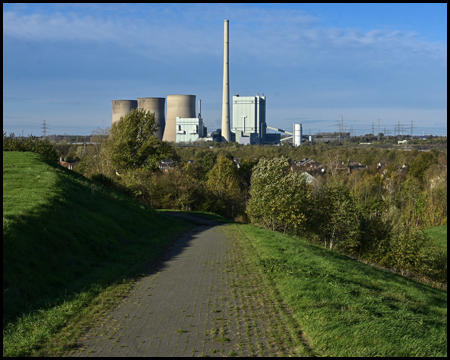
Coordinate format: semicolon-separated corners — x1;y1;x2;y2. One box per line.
175;117;204;143
232;95;266;144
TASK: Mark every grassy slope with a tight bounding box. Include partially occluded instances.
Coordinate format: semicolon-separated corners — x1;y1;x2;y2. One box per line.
3;152;194;356
224;223;447;357
425;225;447;251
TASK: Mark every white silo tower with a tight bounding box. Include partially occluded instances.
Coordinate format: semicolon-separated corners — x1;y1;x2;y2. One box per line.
293;123;303;146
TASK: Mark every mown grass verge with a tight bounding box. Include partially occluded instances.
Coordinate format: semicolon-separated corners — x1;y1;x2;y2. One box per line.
224;223;447;357
3;152;195;356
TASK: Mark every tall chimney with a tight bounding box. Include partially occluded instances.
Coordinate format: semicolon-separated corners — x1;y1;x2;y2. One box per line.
221;20;231;141
198;99;201;118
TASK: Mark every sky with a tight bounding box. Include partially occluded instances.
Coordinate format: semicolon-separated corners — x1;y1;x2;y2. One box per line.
3;3;447;137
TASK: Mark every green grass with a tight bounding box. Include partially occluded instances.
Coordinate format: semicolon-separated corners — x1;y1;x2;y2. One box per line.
3;152;195;356
424;225;447;251
225;223;447;357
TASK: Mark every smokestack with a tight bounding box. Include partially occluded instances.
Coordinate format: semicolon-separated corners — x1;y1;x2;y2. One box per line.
198;99;201;118
221;20;231;141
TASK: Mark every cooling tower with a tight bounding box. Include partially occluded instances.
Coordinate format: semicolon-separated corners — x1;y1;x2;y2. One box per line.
221;20;231;141
163;95;196;142
137;97;166;140
112;100;138;125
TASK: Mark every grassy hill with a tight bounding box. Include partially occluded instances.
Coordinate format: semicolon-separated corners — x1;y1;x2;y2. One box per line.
224;222;447;357
3;152;447;357
425;225;447;251
3;152;195;356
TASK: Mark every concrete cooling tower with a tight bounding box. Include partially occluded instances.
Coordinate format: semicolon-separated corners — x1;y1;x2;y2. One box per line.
163;95;196;142
137;97;166;140
111;100;138;125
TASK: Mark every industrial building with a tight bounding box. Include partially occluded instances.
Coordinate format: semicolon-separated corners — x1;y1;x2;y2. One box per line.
111;100;137;125
175;117;206;143
137;97;165;140
163;95;197;142
232;94;266;145
110;20;305;147
111;92;302;146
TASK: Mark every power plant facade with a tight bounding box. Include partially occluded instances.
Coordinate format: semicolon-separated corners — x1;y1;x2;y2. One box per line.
137;97;165;140
175;117;205;143
232;94;266;145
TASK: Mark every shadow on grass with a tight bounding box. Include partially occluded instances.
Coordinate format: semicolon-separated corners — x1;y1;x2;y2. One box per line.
3;157;201;329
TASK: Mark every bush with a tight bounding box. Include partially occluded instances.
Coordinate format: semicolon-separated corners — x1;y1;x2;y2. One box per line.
90;173;116;188
3;132;58;162
383;225;447;282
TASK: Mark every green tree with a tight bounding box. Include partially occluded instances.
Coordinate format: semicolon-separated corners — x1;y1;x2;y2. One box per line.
75;127;115;178
110;109;172;172
247;156;310;233
408;151;438;183
173;162;205;211
198;151;218;176
205;156;242;218
313;179;360;252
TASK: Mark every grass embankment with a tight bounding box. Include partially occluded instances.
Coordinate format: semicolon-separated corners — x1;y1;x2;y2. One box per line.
224;223;447;357
425;225;447;251
3;152;195;357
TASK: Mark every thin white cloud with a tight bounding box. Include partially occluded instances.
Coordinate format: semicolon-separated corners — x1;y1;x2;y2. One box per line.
4;6;446;66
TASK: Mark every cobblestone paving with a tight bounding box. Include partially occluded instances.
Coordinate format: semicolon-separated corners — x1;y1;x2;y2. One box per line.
68;214;300;357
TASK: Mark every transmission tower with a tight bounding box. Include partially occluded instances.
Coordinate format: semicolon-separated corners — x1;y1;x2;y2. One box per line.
372;122;375;137
410;120;414;138
41;119;48;139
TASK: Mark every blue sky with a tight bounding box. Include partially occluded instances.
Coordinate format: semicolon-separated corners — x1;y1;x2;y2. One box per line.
3;3;447;137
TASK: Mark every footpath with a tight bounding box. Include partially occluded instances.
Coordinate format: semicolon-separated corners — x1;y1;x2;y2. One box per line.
68;213;300;357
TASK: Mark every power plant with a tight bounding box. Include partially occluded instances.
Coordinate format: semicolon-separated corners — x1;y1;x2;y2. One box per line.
111;19;304;146
137;97;165;141
163;95;196;143
111;100;137;125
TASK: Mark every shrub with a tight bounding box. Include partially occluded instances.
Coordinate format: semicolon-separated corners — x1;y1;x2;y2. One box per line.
3;132;58;162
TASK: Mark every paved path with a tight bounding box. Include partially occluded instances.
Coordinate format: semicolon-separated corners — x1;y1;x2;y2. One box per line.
68;213;299;357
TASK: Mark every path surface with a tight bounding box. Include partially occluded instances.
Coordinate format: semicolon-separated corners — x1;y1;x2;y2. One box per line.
68;213;299;357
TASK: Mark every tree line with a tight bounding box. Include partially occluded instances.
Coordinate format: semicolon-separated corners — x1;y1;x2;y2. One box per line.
3;111;447;284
